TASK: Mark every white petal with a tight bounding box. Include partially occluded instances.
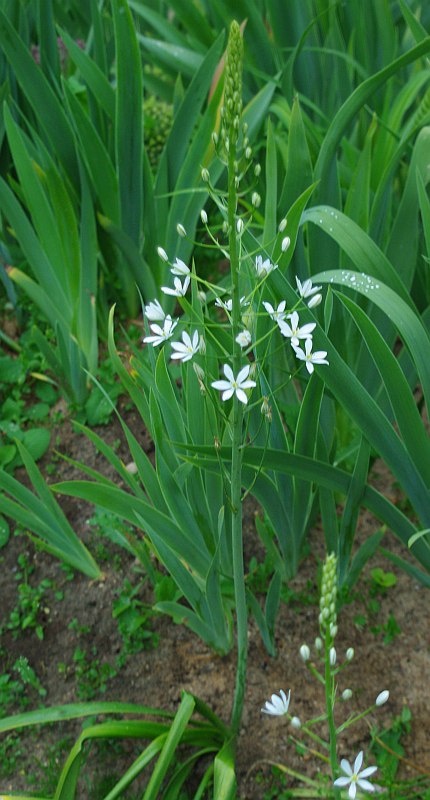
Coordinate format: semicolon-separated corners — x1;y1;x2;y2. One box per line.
221;388;235;401
212;380;232;391
237;364;251;383
357;779;376;792
348;783;357;800
340;759;353;777
334;777;351;787
359;767;377;779
235;389;248;404
223;364;235;382
354;752;364;774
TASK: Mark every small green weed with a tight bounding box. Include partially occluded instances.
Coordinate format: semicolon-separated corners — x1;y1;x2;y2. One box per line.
112;577;159;664
1;551;54;641
73;646;117;700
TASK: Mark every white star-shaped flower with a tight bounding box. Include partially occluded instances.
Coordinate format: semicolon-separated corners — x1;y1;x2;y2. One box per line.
212;364;256;405
171;258;190;276
144;299;165;322
261;689;291;716
295;276;322;298
333;751;377;799
292;338;329;374
262;300;287;323
278;311;316;346
170;330;200;363
143;315;178;347
255;255;278;278
161;275;190;297
215;296;248;312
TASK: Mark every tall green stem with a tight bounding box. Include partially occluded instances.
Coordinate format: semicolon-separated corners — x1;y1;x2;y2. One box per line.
228;141;248;739
325;630;340;799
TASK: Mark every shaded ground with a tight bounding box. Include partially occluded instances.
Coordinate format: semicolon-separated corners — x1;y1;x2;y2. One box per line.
1;404;429;797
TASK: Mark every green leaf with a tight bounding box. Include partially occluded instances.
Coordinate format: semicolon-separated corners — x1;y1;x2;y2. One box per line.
0;514;9;547
113;0;143;246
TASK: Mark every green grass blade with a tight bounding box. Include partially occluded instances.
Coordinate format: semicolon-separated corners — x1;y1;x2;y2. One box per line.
143;692;195;800
0;7;77;181
315;36;430;201
113;0;143;246
262;117;277;247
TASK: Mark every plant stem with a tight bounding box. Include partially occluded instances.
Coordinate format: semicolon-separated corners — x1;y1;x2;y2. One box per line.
228;142;248;740
325;630;340;798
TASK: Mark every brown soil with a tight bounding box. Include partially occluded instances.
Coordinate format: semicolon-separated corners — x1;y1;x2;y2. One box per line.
1;403;430;798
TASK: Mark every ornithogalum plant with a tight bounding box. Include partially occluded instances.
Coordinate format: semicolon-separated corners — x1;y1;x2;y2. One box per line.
141;20;328;741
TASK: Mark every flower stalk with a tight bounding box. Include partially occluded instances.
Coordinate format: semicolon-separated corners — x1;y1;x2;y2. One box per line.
222;20;248;740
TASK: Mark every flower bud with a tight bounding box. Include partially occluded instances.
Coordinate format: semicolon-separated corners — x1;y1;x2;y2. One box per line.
329;647;337;666
290;716;301;729
308;293;322;309
235;329;251;348
222;221;229;234
281;236;291;252
157;246;169;262
278;218;287;232
198;290;207;304
375;690;389;707
342;689;353;701
329;623;338;638
346;648;354;662
176;223;187;238
201;168;210;182
200;209;208;224
300;644;310;662
252;192;261;208
236;218;244;234
211;131;218;146
245;146;252;159
254;163;261;176
260;396;272;421
314;637;323;651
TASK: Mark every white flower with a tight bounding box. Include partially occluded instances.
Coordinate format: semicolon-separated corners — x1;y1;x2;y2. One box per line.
296;276;322;299
170;330;200;363
144;299;165;322
333;751;378;799
375;690;389;707
171;258;190;276
255;255;278;278
143;315;178;347
300;644;310;662
281;236;291;252
161;276;190;297
263;300;287;323
157;246;169;262
212;364;256;405
236;330;252;348
176;223;187;237
215;296;248;312
308;293;322;309
278;311;316;347
290;716;301;729
292;338;329;374
261;689;291;716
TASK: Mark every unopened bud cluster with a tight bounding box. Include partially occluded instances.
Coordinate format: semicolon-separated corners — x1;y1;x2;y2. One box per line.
220;21;243;151
319;552;337;635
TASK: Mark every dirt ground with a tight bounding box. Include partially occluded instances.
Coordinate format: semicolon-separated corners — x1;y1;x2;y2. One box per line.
1;402;430;798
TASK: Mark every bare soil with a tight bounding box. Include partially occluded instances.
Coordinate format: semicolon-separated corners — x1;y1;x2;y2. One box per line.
1;402;430;798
